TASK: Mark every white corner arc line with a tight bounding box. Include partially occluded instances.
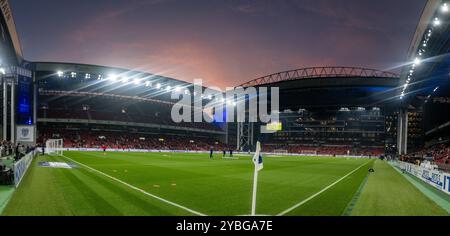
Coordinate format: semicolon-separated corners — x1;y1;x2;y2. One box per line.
277;161;371;216
61;155;207;216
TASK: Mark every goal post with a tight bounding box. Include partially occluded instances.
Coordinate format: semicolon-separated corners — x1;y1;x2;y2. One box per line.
301;150;317;156
45;139;64;156
273;149;288;154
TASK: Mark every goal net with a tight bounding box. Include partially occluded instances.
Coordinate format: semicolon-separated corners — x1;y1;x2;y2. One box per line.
46;139;64;156
273;149;288;154
301;150;317;155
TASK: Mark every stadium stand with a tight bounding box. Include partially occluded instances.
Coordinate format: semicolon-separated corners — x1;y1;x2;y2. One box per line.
36;129;228;151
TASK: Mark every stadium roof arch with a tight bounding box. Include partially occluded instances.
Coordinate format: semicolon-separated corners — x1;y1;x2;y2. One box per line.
237;66;400;109
239;66;399;88
239;66;399;92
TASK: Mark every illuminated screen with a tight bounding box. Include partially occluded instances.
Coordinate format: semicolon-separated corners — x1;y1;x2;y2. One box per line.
267;122;282;131
17;75;33;125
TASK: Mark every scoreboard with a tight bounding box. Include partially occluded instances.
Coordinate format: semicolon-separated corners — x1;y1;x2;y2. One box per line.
266;122;283;131
261;121;283;134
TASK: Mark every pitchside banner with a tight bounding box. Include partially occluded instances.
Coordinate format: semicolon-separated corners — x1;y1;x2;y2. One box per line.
398;161;450;195
444;174;450;194
16;125;35;142
14;151;35;187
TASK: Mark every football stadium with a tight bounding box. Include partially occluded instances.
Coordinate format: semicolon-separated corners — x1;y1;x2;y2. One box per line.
0;0;449;218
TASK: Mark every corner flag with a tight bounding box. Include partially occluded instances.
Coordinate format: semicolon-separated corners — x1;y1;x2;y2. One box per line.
252;141;263;172
251;141;263;215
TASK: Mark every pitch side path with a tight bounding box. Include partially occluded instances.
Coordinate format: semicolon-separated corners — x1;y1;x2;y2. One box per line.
1;151;447;216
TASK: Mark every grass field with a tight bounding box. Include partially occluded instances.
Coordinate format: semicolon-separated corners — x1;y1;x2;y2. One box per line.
1;151;448;216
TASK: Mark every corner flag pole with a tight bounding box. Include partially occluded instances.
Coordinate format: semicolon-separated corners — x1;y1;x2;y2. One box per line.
251;141;263;216
251;164;258;216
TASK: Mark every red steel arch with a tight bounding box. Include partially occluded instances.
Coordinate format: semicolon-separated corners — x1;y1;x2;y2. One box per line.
239;66;399;87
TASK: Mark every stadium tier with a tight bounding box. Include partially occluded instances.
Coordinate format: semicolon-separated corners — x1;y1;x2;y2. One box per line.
32;62;227;152
259;108;386;156
36;128;227;151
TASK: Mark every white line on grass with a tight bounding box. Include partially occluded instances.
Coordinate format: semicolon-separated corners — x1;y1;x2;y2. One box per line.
61;154;207;216
277;161;370;216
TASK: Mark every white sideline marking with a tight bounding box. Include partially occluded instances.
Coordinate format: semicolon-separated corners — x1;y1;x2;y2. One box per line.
277;161;370;216
61;155;207;216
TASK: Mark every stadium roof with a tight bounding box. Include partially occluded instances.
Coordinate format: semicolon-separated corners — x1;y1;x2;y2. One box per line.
0;0;23;66
399;0;449;104
239;66;399;87
33;61;192;86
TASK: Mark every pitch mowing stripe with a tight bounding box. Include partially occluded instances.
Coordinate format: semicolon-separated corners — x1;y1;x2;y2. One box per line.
60;155;207;216
341;166;371;216
277;161;371;216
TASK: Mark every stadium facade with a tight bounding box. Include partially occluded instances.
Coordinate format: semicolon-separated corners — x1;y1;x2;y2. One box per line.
0;0;449;157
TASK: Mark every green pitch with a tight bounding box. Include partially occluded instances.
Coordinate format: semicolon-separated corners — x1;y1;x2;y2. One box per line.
1;151;448;216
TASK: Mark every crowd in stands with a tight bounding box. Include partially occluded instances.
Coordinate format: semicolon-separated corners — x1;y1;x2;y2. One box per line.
1;140;35;160
37;129;228;151
262;143;384;156
0;140;14;158
400;143;450;165
37;128;389;156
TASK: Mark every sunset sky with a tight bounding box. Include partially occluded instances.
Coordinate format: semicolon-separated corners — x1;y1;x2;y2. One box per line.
11;0;426;88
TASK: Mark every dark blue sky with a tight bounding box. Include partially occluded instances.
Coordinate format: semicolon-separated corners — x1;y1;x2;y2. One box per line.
10;0;426;88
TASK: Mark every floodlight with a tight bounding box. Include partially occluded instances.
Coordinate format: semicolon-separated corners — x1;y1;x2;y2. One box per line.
433;18;440;26
133;78;140;85
108;74;118;81
156;83;161;89
414;57;421;65
442;3;448;12
57;71;63;77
